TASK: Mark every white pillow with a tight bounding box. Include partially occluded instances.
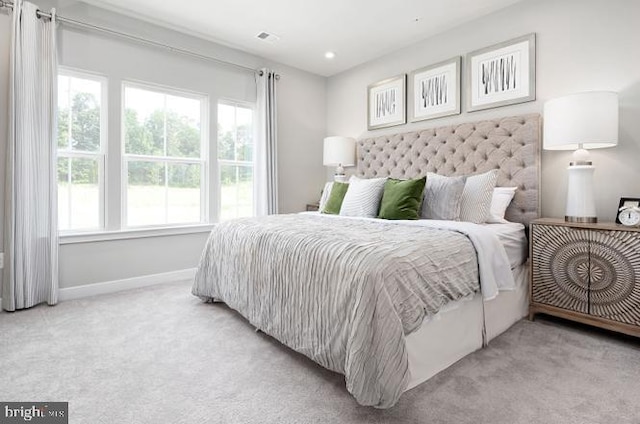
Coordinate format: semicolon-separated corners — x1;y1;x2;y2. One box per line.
421;173;466;220
319;182;333;211
487;187;518;223
459;169;498;224
339;176;387;217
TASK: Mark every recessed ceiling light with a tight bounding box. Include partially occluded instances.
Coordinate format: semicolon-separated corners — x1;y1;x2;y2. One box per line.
324;51;336;59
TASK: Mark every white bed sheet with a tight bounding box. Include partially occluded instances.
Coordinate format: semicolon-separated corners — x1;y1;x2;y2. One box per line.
483;222;528;269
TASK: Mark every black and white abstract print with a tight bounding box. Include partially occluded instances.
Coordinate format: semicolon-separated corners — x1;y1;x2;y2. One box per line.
420;73;448;108
374;88;397;119
368;75;405;129
480;54;518;95
410;57;459;122
467;34;535;112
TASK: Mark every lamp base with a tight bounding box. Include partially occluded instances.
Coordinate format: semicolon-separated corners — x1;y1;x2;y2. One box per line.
565;162;597;223
565;216;597;223
333;164;347;182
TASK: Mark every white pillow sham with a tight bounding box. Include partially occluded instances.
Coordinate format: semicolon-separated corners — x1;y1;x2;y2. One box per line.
319;182;333;211
487;187;518;224
340;176;387;217
459;169;498;224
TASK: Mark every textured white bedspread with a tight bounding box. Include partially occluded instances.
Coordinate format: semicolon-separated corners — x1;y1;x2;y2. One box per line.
192;214;512;408
309;214;515;298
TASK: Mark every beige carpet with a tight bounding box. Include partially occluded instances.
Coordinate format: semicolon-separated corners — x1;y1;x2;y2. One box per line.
1;281;639;423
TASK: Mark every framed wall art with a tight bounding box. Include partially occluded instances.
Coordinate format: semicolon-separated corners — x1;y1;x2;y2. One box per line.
409;56;460;122
466;33;536;112
367;74;406;130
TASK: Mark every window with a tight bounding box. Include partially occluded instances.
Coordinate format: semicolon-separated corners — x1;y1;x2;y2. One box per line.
57;72;106;231
218;102;254;221
57;71;258;238
123;84;207;227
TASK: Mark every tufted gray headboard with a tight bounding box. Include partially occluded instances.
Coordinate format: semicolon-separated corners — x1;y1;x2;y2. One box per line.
357;114;541;226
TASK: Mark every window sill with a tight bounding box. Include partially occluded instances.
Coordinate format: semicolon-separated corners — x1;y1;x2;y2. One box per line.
59;224;215;245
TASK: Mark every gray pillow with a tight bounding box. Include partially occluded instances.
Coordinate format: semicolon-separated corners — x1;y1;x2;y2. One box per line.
421;173;466;220
460;169;499;224
339;176;387;217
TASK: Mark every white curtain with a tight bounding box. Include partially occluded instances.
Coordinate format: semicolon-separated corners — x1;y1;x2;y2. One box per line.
254;68;278;216
2;0;58;311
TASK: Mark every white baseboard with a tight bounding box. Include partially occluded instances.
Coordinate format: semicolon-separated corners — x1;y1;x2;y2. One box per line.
58;268;197;301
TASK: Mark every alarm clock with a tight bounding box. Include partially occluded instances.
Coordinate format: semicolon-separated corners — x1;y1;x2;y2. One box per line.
618;205;640;227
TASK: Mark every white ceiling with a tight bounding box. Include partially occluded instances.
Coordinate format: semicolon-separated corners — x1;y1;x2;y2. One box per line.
81;0;523;76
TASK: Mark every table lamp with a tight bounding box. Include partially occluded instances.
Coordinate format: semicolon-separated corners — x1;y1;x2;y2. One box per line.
543;91;619;223
323;136;356;182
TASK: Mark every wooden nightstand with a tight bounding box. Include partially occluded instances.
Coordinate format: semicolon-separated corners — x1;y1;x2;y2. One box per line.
306;202;320;212
530;218;640;337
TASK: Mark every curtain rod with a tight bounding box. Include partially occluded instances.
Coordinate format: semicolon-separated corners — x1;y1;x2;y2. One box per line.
0;0;277;77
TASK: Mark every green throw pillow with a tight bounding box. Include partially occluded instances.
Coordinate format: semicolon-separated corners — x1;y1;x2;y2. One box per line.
321;182;349;214
378;177;426;220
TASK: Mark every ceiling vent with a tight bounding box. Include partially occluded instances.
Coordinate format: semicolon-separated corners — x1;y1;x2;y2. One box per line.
256;31;280;43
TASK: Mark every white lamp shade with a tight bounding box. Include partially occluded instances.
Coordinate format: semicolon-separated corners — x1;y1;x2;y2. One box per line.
323;136;356;166
543;91;618;150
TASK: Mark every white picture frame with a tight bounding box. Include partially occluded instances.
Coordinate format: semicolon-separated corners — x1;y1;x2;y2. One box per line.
367;74;406;130
409;57;461;122
467;33;536;112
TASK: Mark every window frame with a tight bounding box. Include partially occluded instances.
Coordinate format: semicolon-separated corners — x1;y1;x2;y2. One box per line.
121;80;210;229
56;72;267;243
217;99;256;221
57;67;108;233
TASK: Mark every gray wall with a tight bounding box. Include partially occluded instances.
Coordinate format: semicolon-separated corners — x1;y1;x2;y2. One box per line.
0;2;327;288
326;0;640;222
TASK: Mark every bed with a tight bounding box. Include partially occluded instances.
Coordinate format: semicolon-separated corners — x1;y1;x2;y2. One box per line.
193;113;541;408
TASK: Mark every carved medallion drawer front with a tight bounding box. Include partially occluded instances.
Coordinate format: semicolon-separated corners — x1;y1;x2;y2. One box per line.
531;224;590;314
588;230;640;326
